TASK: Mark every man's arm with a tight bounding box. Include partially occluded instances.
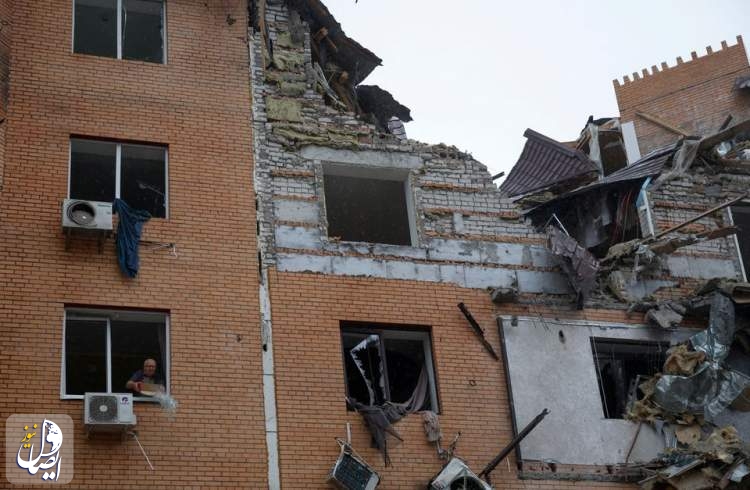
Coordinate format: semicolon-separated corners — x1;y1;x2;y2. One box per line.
126;372;143;393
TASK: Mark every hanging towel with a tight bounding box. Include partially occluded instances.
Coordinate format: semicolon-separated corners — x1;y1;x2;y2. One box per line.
113;199;151;278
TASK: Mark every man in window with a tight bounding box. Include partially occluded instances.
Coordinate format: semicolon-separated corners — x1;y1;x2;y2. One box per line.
125;358;165;396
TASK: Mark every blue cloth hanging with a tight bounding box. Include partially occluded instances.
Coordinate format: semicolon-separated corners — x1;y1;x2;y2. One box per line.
113;199;151;278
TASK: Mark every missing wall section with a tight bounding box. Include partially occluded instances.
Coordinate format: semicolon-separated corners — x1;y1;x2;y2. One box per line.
591;338;667;419
323;168;414;246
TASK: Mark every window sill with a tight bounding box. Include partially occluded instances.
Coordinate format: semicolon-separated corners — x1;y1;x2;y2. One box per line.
70;52;166;66
61;394;165;403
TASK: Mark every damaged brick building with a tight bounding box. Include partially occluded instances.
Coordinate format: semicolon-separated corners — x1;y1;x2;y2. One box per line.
1;1;749;489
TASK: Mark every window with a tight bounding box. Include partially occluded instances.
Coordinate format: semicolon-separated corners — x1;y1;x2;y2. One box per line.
341;322;438;411
74;0;165;63
323;166;415;246
62;308;169;398
591;338;667;419
69;138;168;217
730;205;750;281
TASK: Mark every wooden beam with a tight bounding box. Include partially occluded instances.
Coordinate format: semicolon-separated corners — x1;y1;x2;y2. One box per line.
654;193;749;239
636;111;691;137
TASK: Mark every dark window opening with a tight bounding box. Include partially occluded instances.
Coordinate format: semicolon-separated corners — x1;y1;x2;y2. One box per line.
731;205;750;280
70;139;117;203
74;0;164;63
535;185;643;258
65;318;108;395
598;130;628;176
70;138;167;218
341;322;437;412
591;338;667;419
120;144;167;217
74;0;117;58
122;0;165;63
64;310;168;398
324;174;412;246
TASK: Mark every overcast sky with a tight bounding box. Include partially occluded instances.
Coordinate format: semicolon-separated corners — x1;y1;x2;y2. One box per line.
324;0;750;179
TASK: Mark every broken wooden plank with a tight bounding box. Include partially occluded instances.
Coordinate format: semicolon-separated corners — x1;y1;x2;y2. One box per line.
457;303;500;361
636;111;691;137
479;408;550;479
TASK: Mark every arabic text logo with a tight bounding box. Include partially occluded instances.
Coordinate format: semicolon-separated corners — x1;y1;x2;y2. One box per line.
5;414;74;485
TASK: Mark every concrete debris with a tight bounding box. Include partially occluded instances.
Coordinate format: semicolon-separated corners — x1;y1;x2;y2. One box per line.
645;301;686;330
625;292;750;488
490;286;518;304
547;225;599;307
736;75;750;90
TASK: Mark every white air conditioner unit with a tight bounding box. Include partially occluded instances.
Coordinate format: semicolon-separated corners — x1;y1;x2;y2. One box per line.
83;393;137;434
429;458;492;490
62;199;113;231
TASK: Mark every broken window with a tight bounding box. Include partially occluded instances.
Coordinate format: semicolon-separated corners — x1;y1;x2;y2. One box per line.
730;204;750;281
341;323;438;411
591;338;667;419
323;169;414;246
63;308;168;398
74;0;165;63
70;138;167;217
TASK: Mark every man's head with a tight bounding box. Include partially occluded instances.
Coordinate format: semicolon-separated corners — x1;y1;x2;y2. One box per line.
143;358;157;377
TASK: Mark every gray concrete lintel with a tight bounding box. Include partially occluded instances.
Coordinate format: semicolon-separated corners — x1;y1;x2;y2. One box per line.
301;145;424;169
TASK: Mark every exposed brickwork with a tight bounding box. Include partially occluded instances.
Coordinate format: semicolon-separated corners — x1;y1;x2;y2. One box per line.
0;0;10;190
269;270;636;489
614;36;750;155
0;1;266;488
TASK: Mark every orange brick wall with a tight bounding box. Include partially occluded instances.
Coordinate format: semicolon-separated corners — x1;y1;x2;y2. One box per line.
268;269;637;489
0;1;266;488
0;0;10;189
614;36;750;155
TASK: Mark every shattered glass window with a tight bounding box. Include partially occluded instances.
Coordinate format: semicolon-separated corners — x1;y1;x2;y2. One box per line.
324;174;412;246
122;0;164;63
341;323;437;411
69;138;167;217
591;338;667;419
74;0;118;58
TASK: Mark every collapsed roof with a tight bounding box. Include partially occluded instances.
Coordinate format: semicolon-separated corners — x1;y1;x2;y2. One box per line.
287;0;382;86
499;129;599;198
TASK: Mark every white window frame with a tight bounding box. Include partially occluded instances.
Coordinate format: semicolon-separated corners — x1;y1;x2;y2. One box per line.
68;138;169;219
71;0;168;64
60;308;170;402
341;324;439;412
322;163;418;247
728;206;748;281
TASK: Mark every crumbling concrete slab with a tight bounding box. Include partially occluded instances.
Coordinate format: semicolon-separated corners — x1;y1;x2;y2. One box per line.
464;266;516;289
273;199;319;223
274;225;321;250
277;253;333;274
300;146;423;169
516;270;571;294
608;270;677;302
331;256;387;277
667;256;739;280
427;239;482;262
